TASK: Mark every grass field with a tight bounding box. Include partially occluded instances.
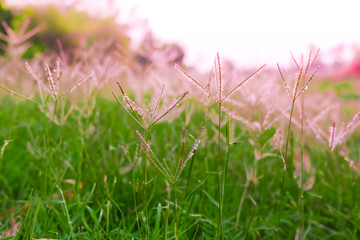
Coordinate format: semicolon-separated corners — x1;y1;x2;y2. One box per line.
0;66;359;239
0;10;359;238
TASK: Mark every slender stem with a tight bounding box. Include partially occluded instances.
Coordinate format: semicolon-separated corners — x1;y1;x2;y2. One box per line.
80;102;91;188
43;97;50;198
133;175;140;230
143;128;149;240
324;150;333;175
285;100;296;165
174;181;178;240
276;99;295;239
165;204;170;240
218;101;224;240
276;172;286;240
185;152;196;197
235;183;248;229
222;115;230;232
52;99;58;123
301;148;304;240
300;94;305;240
51;99;59;182
43;108;49;197
106;200;110;234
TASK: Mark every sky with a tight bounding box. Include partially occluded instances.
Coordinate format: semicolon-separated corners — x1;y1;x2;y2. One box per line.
114;0;360;70
5;0;360;70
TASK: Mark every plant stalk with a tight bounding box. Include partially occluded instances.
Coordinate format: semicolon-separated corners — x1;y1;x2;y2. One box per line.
300;94;305;240
218;101;224;239
143;128;149;240
174;181;178;240
276;99;295;239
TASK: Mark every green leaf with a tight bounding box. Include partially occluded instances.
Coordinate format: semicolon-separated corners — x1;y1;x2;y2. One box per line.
202;190;219;208
259;127;276;147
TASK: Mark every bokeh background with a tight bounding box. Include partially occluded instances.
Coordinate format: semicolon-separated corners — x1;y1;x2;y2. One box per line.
4;0;360;70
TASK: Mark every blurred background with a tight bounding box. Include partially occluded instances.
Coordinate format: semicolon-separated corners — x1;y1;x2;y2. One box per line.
2;0;360;72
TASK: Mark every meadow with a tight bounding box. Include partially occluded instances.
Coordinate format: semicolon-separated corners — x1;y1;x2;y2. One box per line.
1;6;360;240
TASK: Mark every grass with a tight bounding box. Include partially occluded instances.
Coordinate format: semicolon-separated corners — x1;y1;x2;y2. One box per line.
275;51;319;239
0;93;359;239
0;7;359;239
176;53;266;239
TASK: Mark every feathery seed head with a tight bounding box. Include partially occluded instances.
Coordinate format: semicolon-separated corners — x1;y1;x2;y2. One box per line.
25;61;93;100
176;54;265;103
175;64;213;99
215;52;223;101
114;81;188;129
329;123;336;151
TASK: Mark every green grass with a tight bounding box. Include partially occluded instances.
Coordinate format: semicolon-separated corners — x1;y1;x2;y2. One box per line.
0;95;359;239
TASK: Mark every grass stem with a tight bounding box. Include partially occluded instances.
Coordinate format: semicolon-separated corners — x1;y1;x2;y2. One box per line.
218;101;224;240
300;95;305;240
174;181;178;240
276;99;295;239
143;128;149;240
42;97;50;198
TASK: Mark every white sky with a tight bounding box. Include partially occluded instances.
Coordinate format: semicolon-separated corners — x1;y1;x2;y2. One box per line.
5;0;360;70
115;0;360;70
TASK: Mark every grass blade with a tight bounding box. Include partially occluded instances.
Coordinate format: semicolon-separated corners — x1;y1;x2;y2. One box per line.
56;185;74;239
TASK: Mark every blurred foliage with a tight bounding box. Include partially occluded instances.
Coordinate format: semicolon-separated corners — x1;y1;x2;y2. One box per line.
21;41;45;59
20;5;130;58
318;80;360;100
0;0;13;55
0;1;13;32
0;2;131;60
